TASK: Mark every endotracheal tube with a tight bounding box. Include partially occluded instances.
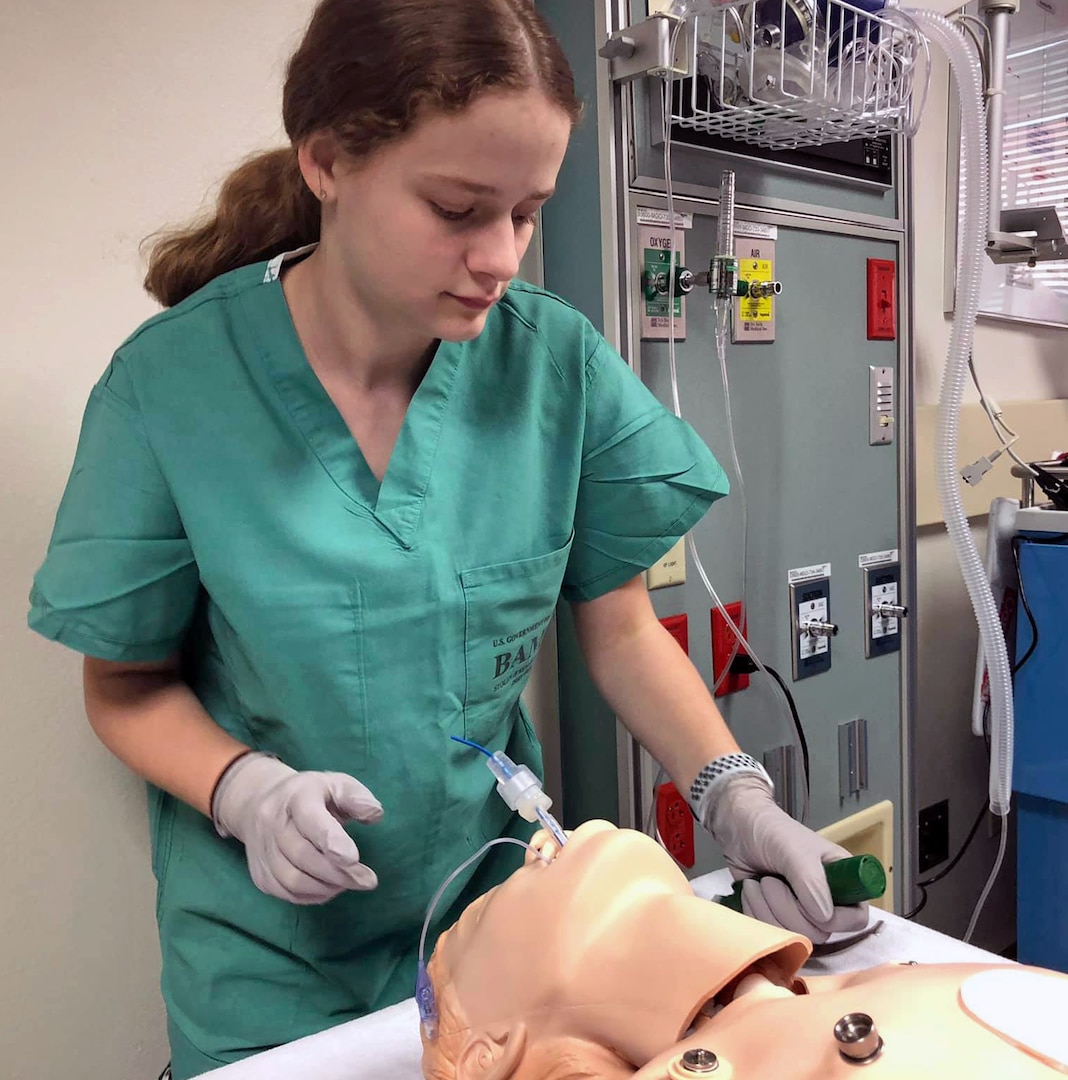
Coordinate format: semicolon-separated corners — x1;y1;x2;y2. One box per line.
416;736;559;1040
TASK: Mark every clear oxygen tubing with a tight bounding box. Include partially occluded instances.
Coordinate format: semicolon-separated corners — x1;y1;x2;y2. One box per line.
660;21;811;826
416;836;550;1040
663;23;747;698
901;6;1011;820
965;813;1007;943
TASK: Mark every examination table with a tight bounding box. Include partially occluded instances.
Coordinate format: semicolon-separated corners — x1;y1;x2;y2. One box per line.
193;868;1007;1079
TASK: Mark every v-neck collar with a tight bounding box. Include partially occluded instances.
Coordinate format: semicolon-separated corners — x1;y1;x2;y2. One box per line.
242;247;462;549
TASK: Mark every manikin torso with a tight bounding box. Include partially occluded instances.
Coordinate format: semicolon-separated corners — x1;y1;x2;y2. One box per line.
422;821;1067;1079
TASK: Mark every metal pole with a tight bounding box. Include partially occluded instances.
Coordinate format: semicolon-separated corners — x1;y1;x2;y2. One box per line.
982;4;1014;239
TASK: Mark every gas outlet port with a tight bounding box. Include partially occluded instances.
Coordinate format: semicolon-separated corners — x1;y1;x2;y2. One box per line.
864;562;905;658
790;577;835;680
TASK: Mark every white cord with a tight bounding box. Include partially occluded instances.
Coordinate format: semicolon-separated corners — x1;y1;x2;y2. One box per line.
652;33;738;695
969;353;1039;477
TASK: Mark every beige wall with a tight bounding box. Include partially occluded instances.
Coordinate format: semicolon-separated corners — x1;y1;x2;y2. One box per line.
1;5;554;1076
911;53;1068;950
1;3;315;1076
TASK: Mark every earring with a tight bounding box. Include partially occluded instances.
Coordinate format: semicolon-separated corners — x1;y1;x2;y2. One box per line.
317;169;326;202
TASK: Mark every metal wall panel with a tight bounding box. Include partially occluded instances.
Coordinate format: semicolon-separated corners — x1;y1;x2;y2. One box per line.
538;0;910;909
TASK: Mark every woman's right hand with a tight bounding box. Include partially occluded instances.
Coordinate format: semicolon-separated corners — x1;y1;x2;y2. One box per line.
212;751;384;904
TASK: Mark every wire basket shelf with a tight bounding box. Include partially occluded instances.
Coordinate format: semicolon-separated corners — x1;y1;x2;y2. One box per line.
674;0;923;150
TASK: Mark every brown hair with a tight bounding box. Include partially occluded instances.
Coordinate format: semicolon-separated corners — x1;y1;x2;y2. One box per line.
143;0;582;308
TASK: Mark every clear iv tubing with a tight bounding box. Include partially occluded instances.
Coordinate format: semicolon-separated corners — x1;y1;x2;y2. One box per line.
416;835;549;1039
899;6;1011;943
662;28;746;700
661;23;810;825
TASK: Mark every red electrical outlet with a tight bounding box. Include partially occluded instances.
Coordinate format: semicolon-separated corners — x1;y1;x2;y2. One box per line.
867;258;896;340
656;782;695;868
711;601;750;698
659;613;689;655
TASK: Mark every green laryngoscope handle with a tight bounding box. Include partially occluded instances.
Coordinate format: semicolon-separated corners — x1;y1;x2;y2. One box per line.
719;854;887;914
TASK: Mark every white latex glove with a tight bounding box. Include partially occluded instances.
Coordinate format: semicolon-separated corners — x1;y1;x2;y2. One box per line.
704;774;870;943
212;752;384;905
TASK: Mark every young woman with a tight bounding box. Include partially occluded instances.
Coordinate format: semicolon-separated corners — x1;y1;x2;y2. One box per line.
29;1;862;1075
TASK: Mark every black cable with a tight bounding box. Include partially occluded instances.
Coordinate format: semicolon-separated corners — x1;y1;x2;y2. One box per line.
1011;537;1039;678
903;885;928;920
764;665;811;793
904;797;990;921
727;654;811;799
1011;533;1068;678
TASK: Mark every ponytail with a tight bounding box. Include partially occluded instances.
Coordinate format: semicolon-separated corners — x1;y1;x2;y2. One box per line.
142;147;321;308
143;0;582;309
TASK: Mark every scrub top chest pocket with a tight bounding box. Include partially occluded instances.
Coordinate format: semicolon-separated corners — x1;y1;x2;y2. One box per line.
460;534;574;745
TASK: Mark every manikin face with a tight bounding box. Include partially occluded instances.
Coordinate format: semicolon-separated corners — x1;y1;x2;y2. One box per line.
322;89;571;350
439;821;687;986
430;823;1068;1080
431;821;810;1071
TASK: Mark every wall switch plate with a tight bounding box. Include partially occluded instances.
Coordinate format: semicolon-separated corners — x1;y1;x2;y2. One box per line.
790;576;833;680
646;537;686;589
864;561;903;657
869;366;895;446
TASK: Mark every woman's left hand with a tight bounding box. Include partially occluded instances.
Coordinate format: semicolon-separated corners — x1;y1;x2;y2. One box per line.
703;774;870;943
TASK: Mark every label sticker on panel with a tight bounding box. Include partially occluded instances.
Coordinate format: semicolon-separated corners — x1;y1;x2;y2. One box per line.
640;224;687;341
733;239;776;343
636;207;693;229
871;580;900;638
789;563;832;585
859;549;899;569
799;597;831;657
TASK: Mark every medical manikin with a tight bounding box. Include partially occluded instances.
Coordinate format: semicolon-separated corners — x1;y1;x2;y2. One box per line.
421;821;1068;1079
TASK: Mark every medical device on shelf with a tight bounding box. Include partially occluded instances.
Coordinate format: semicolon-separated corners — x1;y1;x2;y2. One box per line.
601;0;924;151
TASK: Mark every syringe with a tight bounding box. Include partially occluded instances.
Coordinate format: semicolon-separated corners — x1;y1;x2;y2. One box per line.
451;736;568;849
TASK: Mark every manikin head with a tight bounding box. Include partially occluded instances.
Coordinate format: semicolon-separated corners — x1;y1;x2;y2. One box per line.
421;820;810;1079
422;821;1068;1079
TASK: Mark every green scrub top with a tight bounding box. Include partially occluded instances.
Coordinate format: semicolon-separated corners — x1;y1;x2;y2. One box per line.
28;249;728;1077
